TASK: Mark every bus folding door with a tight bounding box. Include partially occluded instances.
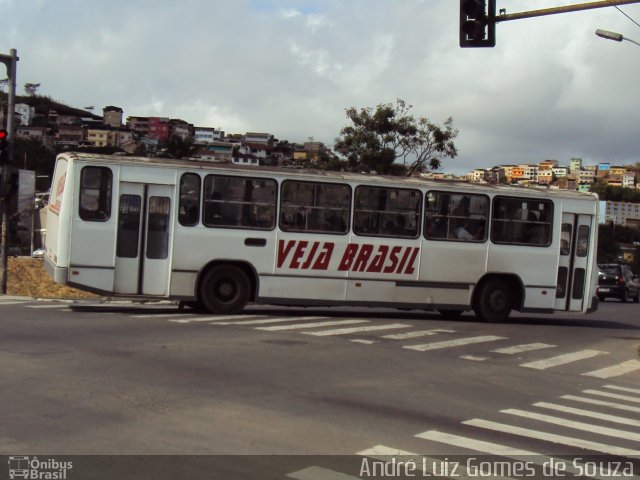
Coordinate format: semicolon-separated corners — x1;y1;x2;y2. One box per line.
114;182;174;296
555;213;593;312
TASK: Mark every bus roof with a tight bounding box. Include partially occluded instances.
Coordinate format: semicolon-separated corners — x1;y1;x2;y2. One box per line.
58;151;598;201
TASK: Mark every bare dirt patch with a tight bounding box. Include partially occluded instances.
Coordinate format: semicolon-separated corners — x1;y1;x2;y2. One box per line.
7;257;98;299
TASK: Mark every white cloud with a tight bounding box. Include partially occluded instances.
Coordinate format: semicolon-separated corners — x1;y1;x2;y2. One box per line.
1;0;639;173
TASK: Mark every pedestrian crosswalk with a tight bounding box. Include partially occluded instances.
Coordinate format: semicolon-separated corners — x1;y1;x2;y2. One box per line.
3;297;640;477
2;297;639;380
288;384;640;479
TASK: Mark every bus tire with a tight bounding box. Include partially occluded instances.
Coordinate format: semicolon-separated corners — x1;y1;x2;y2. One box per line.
200;265;251;314
473;278;512;323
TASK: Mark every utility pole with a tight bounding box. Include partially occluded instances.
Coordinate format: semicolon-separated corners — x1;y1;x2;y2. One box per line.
0;48;18;295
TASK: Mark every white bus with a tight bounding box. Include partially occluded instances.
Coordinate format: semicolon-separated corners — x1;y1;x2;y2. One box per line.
44;152;599;322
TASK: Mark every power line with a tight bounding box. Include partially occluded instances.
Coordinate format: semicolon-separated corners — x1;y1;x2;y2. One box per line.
605;0;640;28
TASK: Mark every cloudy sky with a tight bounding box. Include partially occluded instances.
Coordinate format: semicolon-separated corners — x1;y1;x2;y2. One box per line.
1;0;639;173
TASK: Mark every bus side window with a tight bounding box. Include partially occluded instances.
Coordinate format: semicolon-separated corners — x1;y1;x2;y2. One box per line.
179;173;201;227
425;191;487;242
203;175;277;230
354;186;421;238
79;166;112;221
280;180;350;234
491;197;553;246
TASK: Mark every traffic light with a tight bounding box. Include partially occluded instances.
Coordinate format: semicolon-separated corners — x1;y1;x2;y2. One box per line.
0;129;8;165
460;0;496;48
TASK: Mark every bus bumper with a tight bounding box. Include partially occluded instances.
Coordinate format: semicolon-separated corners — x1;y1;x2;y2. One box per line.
586;296;599;314
44;255;68;285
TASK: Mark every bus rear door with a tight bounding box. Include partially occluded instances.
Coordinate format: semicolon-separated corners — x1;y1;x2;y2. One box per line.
114;182;173;296
555;212;593;311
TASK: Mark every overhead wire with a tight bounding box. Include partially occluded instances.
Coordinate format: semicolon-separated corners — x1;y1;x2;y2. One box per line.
604;0;640;29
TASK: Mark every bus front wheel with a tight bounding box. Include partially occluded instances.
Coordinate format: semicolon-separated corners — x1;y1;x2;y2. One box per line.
200;265;251;314
473;278;512;323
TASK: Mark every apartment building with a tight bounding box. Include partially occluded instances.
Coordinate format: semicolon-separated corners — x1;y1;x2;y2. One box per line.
194;127;224;144
103;106;123;128
604;201;640;227
623;172;636;188
147;117;170;143
537;169;553;184
569;157;582;173
127;116;149;137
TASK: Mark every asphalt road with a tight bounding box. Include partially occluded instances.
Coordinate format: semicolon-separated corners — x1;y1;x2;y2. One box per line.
1;297;639;477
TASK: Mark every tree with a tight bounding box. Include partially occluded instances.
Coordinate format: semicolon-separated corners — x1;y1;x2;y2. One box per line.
160;136;197;159
24;83;41;96
334;99;458;176
597;223;620;263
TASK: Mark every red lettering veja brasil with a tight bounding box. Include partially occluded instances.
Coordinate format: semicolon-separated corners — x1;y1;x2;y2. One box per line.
277;240;419;275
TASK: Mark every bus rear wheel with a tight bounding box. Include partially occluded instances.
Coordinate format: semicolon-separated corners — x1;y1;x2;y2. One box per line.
200;265;251;314
473;278;512;323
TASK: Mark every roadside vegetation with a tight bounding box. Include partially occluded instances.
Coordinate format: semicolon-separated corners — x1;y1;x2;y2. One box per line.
7;257;96;299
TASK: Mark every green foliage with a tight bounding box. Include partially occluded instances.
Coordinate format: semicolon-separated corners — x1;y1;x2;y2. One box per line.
597;223;620;263
159;136;197;159
13;137;57;176
591;177;640;202
597;222;640;264
334;99;458;176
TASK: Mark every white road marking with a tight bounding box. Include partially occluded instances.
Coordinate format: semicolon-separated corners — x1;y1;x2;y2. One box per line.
382;329;455;340
287;466;360;480
463;418;640;457
583;360;640;379
303;323;410;336
210;316;326;325
350;339;377;345
132;313;193;318
0;300;31;305
403;335;506;352
519;350;607;370
26;304;70;309
603;384;640;396
168;315;263;324
561;395;640;414
415;430;539;456
357;445;418;456
582;389;640;404
501;408;640;441
257;319;368;331
491;343;556;354
460;355;487;361
533;402;640;428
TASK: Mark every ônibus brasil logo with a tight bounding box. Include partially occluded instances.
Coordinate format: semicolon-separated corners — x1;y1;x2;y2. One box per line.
8;456;73;479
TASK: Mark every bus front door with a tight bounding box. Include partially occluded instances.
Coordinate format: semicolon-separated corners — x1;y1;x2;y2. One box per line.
114;182;173;296
555;213;593;311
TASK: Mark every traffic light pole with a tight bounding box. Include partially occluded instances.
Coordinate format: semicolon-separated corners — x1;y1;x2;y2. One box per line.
496;0;640;24
0;48;18;295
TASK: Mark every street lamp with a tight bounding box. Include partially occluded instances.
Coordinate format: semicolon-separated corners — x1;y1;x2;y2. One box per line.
595;28;640;47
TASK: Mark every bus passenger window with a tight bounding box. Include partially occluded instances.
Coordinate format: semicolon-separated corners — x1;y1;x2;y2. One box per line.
354;186;420;238
203;175;277;230
79;166;112;221
147;197;170;260
576;225;590;257
280;181;350;234
491;197;553;246
424;191;487;242
560;224;572;255
179;173;201;227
